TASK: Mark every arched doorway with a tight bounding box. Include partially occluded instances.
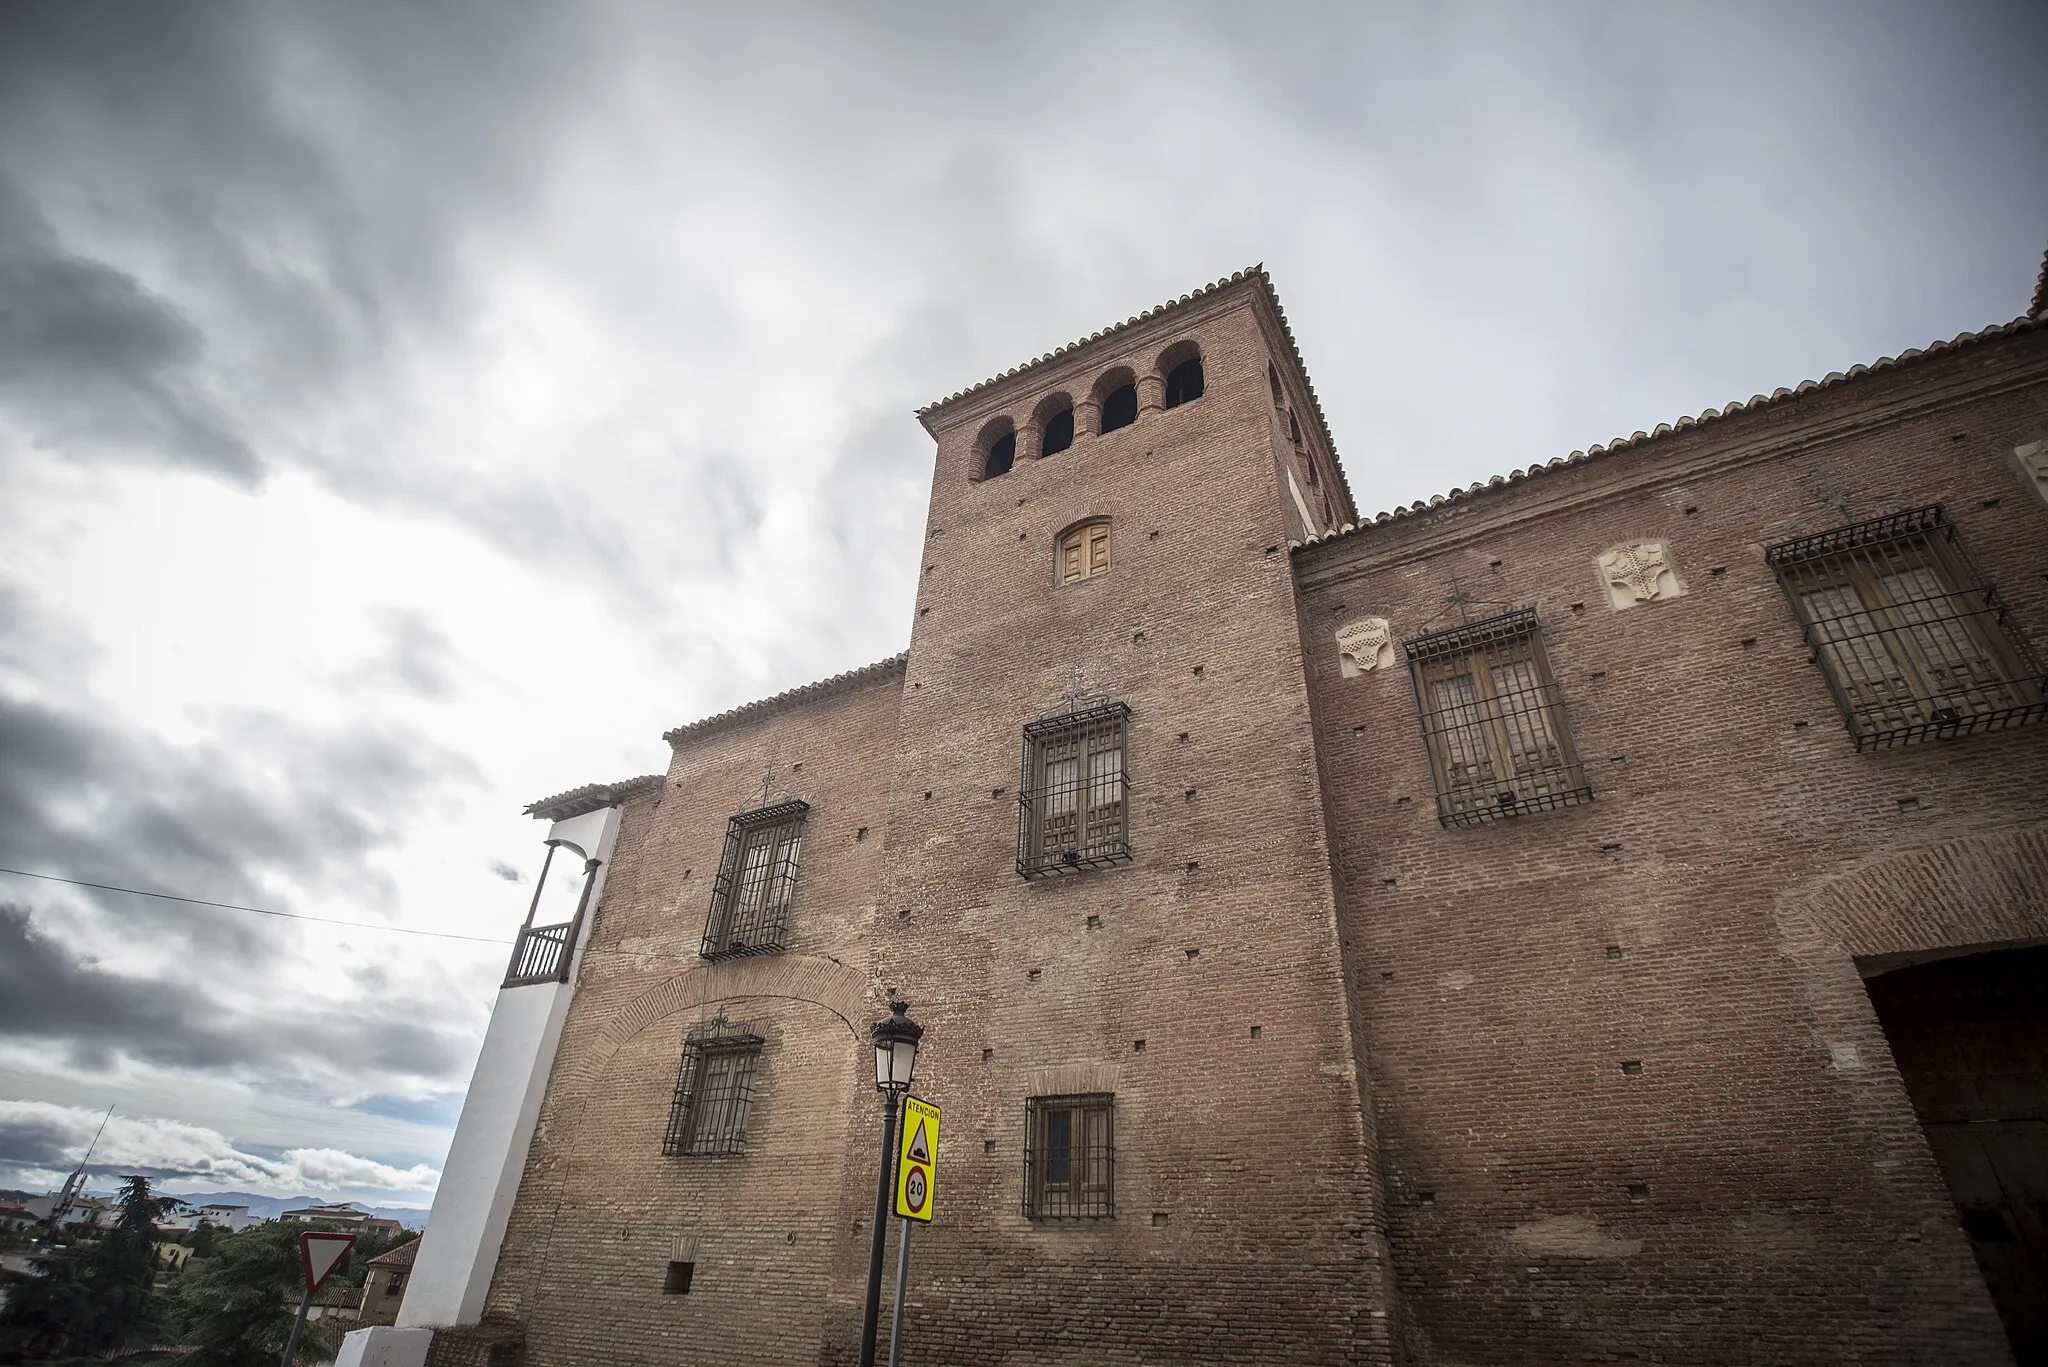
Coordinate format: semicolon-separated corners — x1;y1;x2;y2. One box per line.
1866;945;2048;1363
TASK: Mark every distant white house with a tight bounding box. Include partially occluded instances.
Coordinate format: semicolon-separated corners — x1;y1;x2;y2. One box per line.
159;1202;259;1233
55;1195;113;1229
281;1203;404;1235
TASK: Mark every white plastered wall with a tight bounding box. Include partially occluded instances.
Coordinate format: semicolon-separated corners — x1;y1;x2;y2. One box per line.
393;803;622;1329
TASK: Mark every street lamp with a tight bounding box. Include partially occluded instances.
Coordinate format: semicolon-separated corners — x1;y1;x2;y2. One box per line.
859;1001;922;1367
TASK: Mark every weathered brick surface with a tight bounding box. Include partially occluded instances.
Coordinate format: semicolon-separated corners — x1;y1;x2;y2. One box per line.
1295;325;2048;1365
483;670;904;1367
476;275;2048;1365
860;282;1397;1365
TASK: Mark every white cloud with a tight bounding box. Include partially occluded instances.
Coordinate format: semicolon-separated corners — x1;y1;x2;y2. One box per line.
0;1099;438;1201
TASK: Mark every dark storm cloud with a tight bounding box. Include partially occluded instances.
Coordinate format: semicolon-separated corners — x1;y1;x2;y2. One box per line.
0;1107;73;1170
0;903;476;1084
0;177;258;481
0;0;609;561
0;691;474;957
0;588;480;959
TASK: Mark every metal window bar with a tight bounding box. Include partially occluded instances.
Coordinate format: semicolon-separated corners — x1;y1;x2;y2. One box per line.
662;1018;763;1157
1016;701;1131;878
1404;609;1592;827
1022;1094;1115;1219
1766;505;2046;750
700;799;809;960
504;921;572;986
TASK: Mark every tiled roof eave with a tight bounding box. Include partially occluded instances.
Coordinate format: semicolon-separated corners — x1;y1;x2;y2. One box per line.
523;773;665;821
913;269;1265;418
1289;312;2045;554
367;1239;420;1268
915;266;1358;524
661;652;908;747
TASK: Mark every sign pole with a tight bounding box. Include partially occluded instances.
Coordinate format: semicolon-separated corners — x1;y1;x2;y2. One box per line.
283;1228;355;1367
886;1214;911;1367
278;1285;312;1367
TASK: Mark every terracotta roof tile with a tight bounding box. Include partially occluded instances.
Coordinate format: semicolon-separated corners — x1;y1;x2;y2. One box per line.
1290;312;2045;553
2032;241;2048;319
916;267;1356;522
661;652;908;747
523;774;665;821
368;1238;420;1268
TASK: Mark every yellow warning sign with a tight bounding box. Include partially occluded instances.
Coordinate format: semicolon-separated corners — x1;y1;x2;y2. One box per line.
893;1097;940;1222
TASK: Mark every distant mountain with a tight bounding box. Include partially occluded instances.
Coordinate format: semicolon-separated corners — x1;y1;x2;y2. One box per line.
141;1190;430;1230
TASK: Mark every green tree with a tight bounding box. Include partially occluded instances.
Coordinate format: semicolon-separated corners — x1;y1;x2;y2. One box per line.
164;1222;339;1367
188;1220;221;1259
0;1243;94;1363
0;1174;179;1362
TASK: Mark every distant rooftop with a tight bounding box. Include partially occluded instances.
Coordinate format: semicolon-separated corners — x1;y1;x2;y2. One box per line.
369;1237;421;1269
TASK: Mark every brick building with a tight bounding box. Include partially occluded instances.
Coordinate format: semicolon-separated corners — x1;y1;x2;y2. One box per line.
355;256;2048;1367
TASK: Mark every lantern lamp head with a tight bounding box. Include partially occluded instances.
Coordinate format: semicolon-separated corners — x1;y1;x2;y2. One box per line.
871;1001;922;1095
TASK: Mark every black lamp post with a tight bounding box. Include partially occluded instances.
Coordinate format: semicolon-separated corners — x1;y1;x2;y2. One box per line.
859;1001;922;1367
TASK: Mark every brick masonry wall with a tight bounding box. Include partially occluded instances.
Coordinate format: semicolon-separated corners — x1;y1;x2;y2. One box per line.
1295;326;2048;1365
857;280;1399;1366
472;282;2046;1367
482;670;904;1367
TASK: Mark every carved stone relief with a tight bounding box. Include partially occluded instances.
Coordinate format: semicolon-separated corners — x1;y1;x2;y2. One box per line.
1335;617;1393;678
1596;541;1685;610
2014;438;2048;508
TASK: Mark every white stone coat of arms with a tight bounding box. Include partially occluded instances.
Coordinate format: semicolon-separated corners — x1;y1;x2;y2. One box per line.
2015;439;2048;509
1335;618;1393;677
1596;542;1684;610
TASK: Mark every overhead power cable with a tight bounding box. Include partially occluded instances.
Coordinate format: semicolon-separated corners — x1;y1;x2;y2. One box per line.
0;866;511;944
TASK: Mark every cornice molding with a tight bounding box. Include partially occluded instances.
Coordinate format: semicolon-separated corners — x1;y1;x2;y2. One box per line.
1295;327;2048;588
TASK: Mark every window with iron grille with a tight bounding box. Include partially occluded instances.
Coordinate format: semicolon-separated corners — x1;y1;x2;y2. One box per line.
1016;702;1130;878
700;799;808;959
1023;1094;1114;1219
662;1018;762;1157
1767;505;2045;749
1404;609;1591;827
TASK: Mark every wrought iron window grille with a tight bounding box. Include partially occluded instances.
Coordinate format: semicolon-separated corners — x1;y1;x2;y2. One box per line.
1767;505;2045;750
662;1017;763;1158
1404;608;1592;828
1016;701;1131;878
700;799;808;960
1022;1094;1115;1219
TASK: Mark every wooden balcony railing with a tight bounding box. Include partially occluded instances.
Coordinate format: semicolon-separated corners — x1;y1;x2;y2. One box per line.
504;921;572;987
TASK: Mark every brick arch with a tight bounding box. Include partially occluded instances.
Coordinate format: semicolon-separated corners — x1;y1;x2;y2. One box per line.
503;956;880;1333
548;953;880;1099
1775;824;2048;959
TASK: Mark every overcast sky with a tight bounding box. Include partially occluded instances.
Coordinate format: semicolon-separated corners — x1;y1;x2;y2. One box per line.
2;1;2043;1211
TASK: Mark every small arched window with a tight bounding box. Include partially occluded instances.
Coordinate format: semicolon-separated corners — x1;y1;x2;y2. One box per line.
1163;358;1204;408
1267;364;1284;408
1288;413;1302;448
1099;384;1137;434
1304;458;1317;488
980;421;1017;479
1057;521;1111;585
1040;395;1073;459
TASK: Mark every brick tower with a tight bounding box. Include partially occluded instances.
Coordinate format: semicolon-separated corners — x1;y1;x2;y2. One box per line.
869;270;1401;1362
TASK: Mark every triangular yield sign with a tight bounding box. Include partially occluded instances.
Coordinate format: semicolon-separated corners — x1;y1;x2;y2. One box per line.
906;1119;931;1164
299;1231;357;1294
